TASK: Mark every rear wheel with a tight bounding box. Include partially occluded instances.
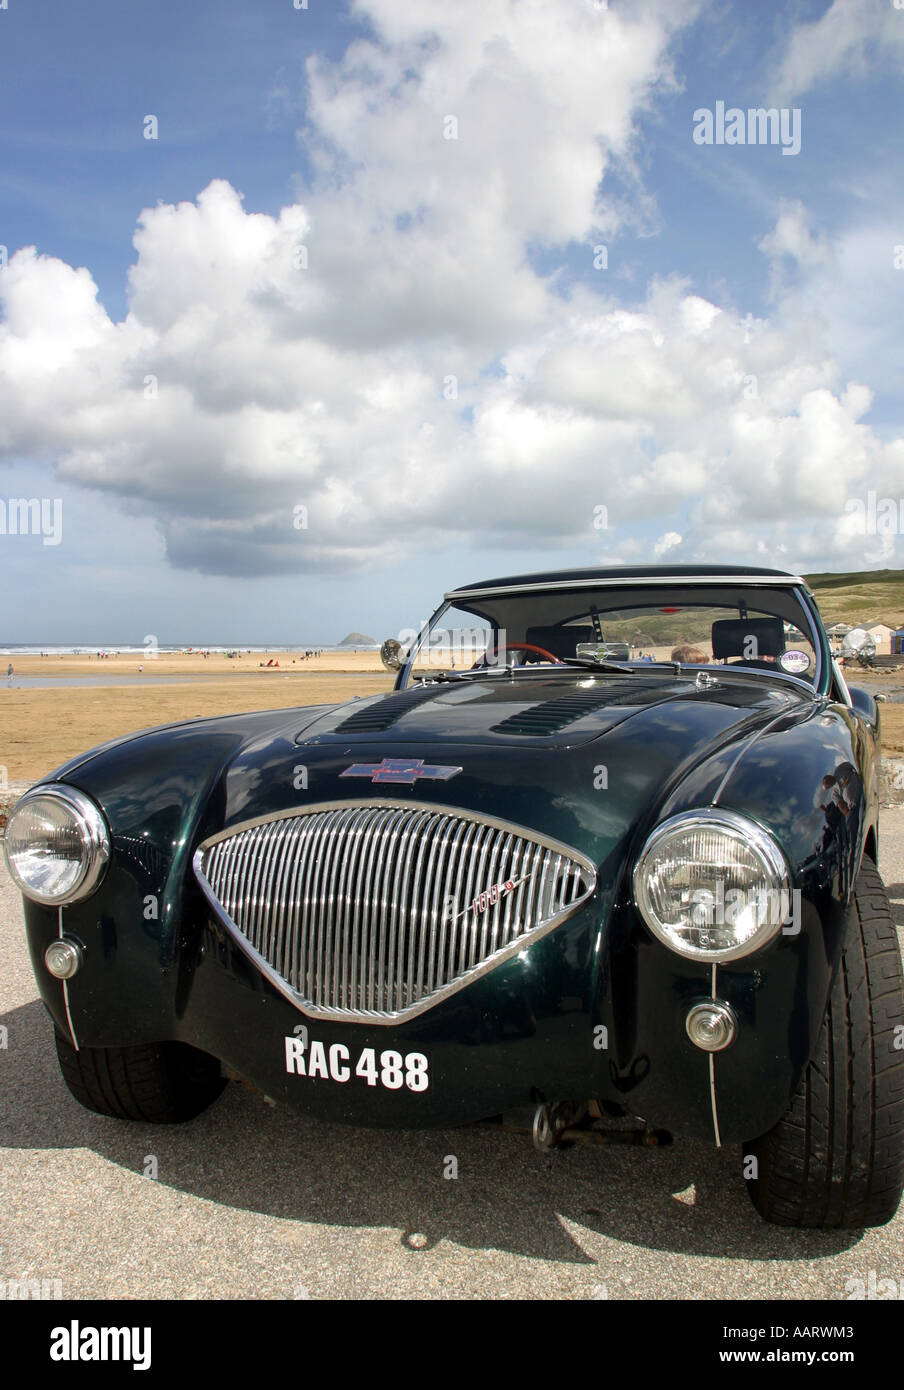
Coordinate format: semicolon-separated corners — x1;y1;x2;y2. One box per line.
743;857;904;1228
54;1029;226;1123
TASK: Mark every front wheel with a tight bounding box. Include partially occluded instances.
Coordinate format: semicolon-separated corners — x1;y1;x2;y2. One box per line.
54;1029;226;1123
743;857;904;1228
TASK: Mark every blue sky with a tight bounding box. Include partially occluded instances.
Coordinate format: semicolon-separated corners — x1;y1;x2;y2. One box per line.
1;0;902;645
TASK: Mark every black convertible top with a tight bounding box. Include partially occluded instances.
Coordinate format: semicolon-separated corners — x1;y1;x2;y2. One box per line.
448;564;805;599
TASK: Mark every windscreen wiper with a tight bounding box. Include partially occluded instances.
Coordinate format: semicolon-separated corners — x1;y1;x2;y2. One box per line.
555;657;638;674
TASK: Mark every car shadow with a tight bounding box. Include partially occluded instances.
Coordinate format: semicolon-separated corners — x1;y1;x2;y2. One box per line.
0;1000;865;1265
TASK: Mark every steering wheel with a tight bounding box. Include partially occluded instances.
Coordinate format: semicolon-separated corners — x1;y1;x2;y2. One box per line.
476;641;563;669
503;642;563;664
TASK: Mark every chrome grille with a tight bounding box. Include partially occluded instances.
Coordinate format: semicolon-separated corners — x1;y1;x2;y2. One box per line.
194;801;596;1022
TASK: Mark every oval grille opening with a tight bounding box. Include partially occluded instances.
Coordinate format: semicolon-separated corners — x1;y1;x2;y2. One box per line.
195;802;596;1021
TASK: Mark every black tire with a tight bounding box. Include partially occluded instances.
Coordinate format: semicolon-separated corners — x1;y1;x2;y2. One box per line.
743;857;904;1228
54;1029;227;1123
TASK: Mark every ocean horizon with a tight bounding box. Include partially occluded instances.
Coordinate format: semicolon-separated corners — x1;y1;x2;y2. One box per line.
0;642;380;655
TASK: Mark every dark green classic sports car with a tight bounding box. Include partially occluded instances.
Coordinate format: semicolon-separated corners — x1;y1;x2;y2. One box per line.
5;565;904;1228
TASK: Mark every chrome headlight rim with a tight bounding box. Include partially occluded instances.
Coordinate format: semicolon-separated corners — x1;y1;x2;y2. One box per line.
3;782;110;906
632;807;792;963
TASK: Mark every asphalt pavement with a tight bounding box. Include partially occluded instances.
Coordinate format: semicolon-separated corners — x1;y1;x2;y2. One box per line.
1;815;903;1301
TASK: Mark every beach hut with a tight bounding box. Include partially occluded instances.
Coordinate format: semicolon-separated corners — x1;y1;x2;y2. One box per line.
862;621;897;655
893;628;904;655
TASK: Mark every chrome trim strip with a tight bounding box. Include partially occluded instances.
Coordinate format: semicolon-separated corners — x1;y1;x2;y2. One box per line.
222;829;243;925
272;817;299;982
500;836;526;949
436;817;467;997
480;832;507;965
417;814;444;1001
710;704;799;807
393;809;426;1011
373;806;405;1011
427;818;455;995
464;824;492;975
194;800;597;1024
59;907;78;1051
197;800;594;872
832;658;853;708
710;964;721;1148
446;574;804;600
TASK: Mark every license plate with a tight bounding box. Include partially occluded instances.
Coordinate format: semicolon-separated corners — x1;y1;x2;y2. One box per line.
284;1030;429;1091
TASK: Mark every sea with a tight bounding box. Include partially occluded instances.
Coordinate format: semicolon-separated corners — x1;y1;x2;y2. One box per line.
0;643;379;655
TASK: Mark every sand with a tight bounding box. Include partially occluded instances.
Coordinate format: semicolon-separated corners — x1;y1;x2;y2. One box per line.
1;653;901;786
5;649;385;678
0;674;393;783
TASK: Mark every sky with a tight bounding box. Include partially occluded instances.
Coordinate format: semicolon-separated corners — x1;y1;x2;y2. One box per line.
0;0;902;645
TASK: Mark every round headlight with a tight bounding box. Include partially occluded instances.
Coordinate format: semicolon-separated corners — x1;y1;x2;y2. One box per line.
3;784;110;906
632;809;792;961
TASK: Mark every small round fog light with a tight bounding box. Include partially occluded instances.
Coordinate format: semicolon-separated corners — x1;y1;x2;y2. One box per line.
44;939;83;980
686;1001;737;1052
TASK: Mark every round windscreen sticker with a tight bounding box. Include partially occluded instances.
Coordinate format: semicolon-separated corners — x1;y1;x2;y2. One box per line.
779;649;810;674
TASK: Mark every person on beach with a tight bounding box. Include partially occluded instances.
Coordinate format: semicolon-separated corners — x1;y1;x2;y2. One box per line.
6;662;12;685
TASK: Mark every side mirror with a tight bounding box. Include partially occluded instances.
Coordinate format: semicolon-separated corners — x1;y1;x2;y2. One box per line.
380;638;403;672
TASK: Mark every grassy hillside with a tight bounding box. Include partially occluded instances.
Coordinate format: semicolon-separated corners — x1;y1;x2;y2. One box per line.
595;570;904;647
803;569;904;627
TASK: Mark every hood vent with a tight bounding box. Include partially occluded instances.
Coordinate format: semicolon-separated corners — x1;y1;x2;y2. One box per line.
331;686;441;734
491;682;659;737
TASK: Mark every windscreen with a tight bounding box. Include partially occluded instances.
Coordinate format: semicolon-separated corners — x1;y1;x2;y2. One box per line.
404;585;822;686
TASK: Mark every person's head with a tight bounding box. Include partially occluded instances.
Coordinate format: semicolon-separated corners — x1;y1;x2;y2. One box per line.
671;644;709;664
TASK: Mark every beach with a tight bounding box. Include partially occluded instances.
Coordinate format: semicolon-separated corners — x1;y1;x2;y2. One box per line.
1;648;902;787
1;650;391;784
3;649;386;679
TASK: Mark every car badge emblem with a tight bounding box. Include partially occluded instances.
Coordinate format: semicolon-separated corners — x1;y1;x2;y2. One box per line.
449;872;533;922
339;757;462;785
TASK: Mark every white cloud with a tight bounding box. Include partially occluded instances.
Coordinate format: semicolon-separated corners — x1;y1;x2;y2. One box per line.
770;0;904;103
759;200;833;292
653;530;682;558
757;197;904;409
0;0;901;580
